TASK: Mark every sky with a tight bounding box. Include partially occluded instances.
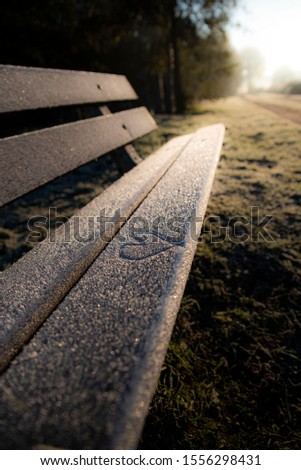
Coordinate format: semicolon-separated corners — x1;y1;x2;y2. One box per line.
227;0;301;86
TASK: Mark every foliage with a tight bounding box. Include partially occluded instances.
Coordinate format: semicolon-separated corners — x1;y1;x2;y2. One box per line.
0;0;240;112
284;82;301;95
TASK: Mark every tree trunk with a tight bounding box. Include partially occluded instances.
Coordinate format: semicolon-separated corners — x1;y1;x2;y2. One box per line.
170;3;185;113
168;44;176;114
158;73;166;114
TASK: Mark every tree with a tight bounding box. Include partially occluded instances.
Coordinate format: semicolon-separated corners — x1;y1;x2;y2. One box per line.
181;31;241;100
133;0;239;112
0;0;240;112
239;47;265;92
271;66;296;91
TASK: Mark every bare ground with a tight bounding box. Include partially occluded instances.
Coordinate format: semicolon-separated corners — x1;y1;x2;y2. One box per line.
245;94;301;126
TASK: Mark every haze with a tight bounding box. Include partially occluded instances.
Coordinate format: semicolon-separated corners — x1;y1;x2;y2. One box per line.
228;0;301;86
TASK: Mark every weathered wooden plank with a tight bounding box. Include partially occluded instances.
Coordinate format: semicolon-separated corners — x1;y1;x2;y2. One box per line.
0;124;224;450
0;65;138;113
0;133;193;372
0;107;156;207
99;105;143;171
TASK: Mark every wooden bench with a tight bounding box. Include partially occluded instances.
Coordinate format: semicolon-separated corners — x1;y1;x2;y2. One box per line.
0;65;224;449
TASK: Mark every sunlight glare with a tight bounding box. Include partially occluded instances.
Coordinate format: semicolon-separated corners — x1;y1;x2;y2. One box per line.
228;0;301;84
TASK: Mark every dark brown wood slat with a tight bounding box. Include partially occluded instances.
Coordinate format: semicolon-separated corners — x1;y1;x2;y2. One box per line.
99;104;143;171
0;107;157;207
0;65;138;113
0;133;193;373
0;124;225;450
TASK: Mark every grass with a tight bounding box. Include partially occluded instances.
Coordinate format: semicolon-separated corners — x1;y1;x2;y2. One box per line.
1;96;300;449
137;97;301;449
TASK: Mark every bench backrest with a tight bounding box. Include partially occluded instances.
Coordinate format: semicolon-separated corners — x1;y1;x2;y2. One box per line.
0;65;157;207
0;65;225;449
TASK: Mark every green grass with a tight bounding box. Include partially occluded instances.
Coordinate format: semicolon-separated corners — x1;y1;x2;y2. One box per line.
1;96;300;449
138;97;301;449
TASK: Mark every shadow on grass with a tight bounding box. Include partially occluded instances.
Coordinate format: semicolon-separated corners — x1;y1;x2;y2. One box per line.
0;153;120;270
139;241;301;450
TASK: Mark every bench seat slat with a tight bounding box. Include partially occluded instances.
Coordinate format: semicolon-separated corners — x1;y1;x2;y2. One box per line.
0;65;138;113
0;133;193;372
0;107;157;207
0;124;224;450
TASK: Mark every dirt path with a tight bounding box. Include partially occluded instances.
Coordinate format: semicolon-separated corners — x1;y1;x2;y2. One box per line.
243;96;301;126
140;97;301;450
